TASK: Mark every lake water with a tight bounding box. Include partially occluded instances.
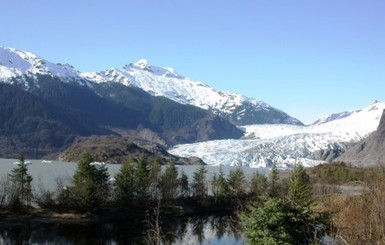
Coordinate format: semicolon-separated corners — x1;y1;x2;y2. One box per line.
0;158;270;191
0;214;244;245
0;158;254;244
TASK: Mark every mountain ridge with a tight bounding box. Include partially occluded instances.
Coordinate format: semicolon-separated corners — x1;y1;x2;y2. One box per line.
82;59;303;126
0;46;302;126
0;47;245;159
336;109;385;166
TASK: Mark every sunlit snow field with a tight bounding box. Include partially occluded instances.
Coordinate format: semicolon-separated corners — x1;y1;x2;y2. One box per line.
170;102;385;168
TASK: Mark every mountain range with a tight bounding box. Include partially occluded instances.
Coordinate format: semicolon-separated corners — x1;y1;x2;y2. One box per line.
1;46;383;167
0;46;246;159
0;46;302;160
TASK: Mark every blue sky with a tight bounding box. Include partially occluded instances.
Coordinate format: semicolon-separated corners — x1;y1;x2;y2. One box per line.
1;0;385;124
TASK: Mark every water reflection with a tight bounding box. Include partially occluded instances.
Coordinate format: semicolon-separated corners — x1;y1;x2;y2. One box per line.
0;215;243;245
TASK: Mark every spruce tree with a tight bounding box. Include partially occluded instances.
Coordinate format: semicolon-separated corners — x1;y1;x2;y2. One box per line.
269;163;280;197
148;158;161;200
228;167;246;198
9;155;33;207
211;166;229;200
114;161;135;205
178;171;189;197
288;163;312;206
191;166;207;199
72;153;109;212
160;161;179;202
250;172;268;196
134;156;151;203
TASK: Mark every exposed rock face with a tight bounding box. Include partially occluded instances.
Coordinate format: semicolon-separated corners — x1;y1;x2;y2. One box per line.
337;110;385;167
60;136;205;165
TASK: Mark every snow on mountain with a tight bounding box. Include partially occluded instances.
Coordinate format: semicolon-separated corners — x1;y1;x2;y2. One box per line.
169;101;385;168
81;59;303;126
0;47;302;126
310;110;357;125
0;46;82;87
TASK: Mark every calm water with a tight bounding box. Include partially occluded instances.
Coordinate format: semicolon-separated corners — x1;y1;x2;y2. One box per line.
0;215;244;245
0;158;269;190
0;158;252;244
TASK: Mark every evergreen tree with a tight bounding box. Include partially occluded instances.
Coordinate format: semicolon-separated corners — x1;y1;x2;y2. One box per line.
250;172;268;196
269;163;281;197
288;163;312;206
211;166;229;200
179;171;189;197
9;155;33;207
72;153;109;212
240;196;317;245
114;161;135;205
228;167;246;198
148;158;161;200
134;155;151;203
160;161;179;202
191;166;207;199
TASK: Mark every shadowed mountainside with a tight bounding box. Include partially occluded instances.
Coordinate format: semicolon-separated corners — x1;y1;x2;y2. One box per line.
337;110;385;166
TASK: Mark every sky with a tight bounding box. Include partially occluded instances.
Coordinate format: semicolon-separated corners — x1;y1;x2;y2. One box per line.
1;0;385;124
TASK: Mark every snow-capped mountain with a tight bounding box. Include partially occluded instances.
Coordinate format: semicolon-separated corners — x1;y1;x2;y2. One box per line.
0;47;83;87
81;59;303;126
0;46;302;126
169;101;385;168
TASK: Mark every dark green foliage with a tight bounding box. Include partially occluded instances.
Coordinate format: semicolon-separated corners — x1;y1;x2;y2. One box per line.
228;167;246;198
240;163;329;245
178;171;190;197
250;172;268;196
134;156;152;202
160;162;179;202
114;162;135;205
240;197;317;245
191;166;208;199
114;156;162;206
9;155;33;208
269;163;281;197
72;153;110;212
211;166;229;200
288;164;312;206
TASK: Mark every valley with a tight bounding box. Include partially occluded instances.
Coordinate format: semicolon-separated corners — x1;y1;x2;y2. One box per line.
1;46;384;169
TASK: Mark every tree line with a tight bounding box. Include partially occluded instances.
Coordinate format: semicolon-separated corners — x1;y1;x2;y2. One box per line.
0;153;265;212
1;154;335;245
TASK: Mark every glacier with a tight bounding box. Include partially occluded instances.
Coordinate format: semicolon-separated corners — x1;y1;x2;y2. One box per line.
169;101;385;168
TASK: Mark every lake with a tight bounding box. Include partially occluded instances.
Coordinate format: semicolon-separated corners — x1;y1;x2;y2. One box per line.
0;158;270;191
0;158;256;244
0;214;244;244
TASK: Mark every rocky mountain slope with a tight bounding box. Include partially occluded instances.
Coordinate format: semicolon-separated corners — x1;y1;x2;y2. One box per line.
170;101;385;168
1;46;302;126
81;59;303;126
0;47;243;159
337;109;385;166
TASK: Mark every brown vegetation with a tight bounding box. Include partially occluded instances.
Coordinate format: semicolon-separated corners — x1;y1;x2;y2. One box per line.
312;163;385;245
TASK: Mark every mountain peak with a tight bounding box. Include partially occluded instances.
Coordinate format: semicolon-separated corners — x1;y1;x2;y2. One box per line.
133;59;150;69
372;100;380;104
0;46;80;83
